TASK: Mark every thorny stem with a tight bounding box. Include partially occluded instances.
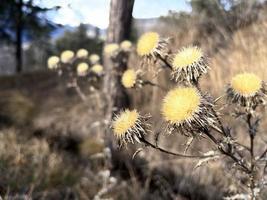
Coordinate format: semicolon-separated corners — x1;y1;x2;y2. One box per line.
247;113;256;199
193;84;228;139
142;80;167;91
157;54;173;70
197;86;235;155
60;62;87;101
203;130;250;173
140;138;216;159
193;81;251;174
250;134;255;200
207;99;252;166
197;86;250;166
235;142;250;152
68;78;87;101
258;147;267;160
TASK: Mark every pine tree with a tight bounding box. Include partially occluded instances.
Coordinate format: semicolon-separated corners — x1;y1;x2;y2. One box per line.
0;0;58;73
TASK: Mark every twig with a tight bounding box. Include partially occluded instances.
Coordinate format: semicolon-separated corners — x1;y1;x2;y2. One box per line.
258;147;267;160
68;78;87;101
247;113;256;199
142;80;167;91
140;138;216;159
203;130;251;173
157;54;172;70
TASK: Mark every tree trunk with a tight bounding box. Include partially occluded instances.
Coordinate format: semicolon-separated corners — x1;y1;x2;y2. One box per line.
104;0;135;118
15;0;23;73
106;0;135;43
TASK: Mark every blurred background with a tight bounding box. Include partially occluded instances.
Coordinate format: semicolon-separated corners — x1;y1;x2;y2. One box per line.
0;0;267;199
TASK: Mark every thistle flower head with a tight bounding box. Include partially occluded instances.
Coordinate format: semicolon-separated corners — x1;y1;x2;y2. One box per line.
47;56;59;69
162;87;200;124
227;72;266;107
136;32;168;67
77;62;89;76
171;46;208;84
121;69;137;88
76;49;88;58
60;50;74;63
112;109;149;145
120;40;132;51
231;73;261;97
89;54;100;64
172;46;203;69
161;87;216;135
104;43;119;56
91;64;103;75
137;32;159;56
113;109;139;136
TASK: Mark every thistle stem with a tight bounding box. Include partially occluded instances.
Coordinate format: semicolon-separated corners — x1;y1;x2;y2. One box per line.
203;130;250;173
68;78;87;101
247;113;256;199
258;147;267;160
142;80;167;91
140;138;215;159
157;54;172;70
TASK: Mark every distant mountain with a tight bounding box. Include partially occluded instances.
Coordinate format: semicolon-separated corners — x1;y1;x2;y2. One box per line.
133;18;164;35
49;18;162;42
50;25;75;39
134;18;160;33
50;24;106;41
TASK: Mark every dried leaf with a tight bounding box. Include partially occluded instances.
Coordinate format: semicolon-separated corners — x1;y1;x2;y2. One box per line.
193;151;220;170
132;148;143;160
223;193;249;200
183;137;194;154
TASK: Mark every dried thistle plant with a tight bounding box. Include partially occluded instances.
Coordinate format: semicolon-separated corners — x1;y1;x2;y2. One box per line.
47;49;103;101
112;31;267;200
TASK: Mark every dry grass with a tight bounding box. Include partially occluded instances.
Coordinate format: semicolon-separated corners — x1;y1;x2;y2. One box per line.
209;20;267;95
0;128;81;198
1;6;267;199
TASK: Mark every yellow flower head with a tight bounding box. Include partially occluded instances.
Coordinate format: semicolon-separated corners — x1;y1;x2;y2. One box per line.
172;46;203;70
137;32;159;56
113;109;139;137
231;73;262;97
91;64;103;75
60;50;74;63
104;43;119;56
120;40;132;51
89;54;100;64
76;49;88;58
47;56;59;69
162;87;201;124
121;69;137;88
77;62;89;76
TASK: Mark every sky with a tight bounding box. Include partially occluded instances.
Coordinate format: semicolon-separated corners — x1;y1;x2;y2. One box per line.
36;0;191;29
